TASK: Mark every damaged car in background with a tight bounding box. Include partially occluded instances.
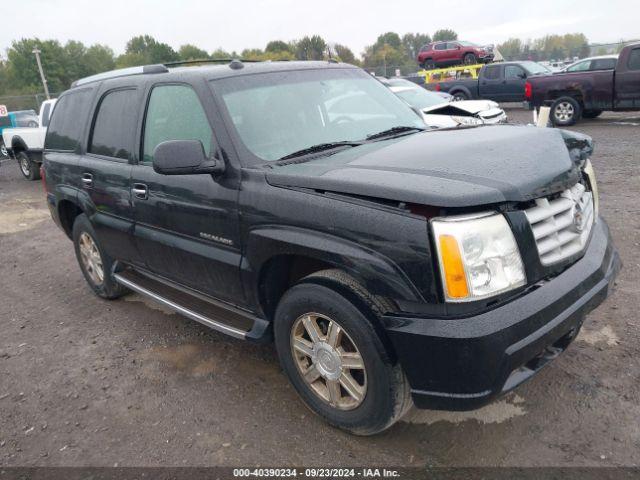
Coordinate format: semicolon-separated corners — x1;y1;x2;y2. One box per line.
43;60;620;435
380;77;507;127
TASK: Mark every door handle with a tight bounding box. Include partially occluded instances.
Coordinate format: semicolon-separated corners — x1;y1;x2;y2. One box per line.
132;183;148;200
81;173;93;187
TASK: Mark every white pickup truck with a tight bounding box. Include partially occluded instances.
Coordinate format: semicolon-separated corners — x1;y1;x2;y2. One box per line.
2;99;57;180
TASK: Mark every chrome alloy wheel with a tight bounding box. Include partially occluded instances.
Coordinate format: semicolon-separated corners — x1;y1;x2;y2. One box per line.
291;313;367;410
554;101;575;122
79;232;104;285
19;155;30;177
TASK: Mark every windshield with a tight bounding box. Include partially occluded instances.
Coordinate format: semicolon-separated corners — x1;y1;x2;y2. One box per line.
457;41;478;47
521;61;550;74
214;68;424;162
393;87;447;110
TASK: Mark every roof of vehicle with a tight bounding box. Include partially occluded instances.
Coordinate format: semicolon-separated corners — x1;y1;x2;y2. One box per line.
70;60;356;88
560;55;619;71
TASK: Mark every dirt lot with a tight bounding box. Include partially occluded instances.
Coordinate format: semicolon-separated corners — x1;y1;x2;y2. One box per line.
0;107;638;467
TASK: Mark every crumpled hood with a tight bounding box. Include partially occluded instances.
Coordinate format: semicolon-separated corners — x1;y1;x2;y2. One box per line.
423;99;499;115
265;125;588;208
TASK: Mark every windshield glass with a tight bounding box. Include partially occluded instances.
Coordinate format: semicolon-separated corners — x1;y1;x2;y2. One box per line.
214;68;424;162
457;41;478;47
393;87;447;110
521;61;550;74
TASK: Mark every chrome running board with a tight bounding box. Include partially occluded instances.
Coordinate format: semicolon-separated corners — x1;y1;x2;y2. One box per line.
113;269;270;342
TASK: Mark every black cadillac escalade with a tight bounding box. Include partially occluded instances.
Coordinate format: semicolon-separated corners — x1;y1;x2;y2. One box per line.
42;60;620;435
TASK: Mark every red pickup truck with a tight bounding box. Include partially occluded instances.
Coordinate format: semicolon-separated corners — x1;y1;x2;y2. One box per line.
525;43;640;125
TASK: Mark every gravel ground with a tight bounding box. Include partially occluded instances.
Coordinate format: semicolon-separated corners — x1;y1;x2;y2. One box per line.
0;107;638;467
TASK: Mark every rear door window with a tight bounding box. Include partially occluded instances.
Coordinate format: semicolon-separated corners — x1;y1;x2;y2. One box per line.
483;65;501;80
591;58;617;70
88;89;138;160
142;84;213;164
434;43;446;51
45;89;93;151
627;48;640;70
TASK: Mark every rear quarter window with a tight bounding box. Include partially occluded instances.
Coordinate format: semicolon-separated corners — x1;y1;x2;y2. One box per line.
45;88;93;151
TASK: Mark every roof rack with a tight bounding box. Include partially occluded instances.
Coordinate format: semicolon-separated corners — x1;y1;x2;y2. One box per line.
163;58;263;68
71;64;168;87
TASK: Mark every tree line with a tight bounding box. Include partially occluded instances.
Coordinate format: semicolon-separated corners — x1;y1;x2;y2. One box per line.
0;30;460;97
0;29;604;101
497;33;591;61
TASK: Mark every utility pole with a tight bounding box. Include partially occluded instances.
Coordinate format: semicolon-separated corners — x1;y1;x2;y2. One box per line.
32;48;50;100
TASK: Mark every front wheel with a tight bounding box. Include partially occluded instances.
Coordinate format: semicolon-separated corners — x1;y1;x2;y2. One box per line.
423;59;435;70
16;151;41;181
463;53;477;65
551;96;582;126
274;272;411;435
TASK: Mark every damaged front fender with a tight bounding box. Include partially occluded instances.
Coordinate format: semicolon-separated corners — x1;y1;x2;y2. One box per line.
558;129;594;164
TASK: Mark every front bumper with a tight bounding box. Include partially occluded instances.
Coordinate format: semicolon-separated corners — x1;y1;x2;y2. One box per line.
383;219;620;410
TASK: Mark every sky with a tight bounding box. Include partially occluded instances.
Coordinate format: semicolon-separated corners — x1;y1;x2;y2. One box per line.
3;0;638;58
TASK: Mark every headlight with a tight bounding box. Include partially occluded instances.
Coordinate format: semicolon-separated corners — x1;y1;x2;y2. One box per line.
451;115;483;126
583;159;599;220
431;213;526;302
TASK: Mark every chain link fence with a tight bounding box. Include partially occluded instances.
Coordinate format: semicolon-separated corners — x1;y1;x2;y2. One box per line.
0;92;60;112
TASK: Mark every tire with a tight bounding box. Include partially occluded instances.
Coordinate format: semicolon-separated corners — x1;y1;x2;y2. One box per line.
274;270;411;435
16;151;41;181
72;214;129;300
463;53;477;65
550;96;582;126
452;91;469;101
424;58;435;70
582;109;603;119
27;121;38;128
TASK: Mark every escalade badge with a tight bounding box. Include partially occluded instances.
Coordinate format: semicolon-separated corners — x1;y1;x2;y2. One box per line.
200;232;233;245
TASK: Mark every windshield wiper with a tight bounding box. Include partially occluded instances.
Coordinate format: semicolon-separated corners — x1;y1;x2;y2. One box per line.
278;141;363;161
366;125;425;140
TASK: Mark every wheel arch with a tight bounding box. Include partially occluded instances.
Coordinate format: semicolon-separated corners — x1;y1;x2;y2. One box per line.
246;226;421;321
57;198;84;239
547;89;584;107
11;136;28;153
450;86;472;99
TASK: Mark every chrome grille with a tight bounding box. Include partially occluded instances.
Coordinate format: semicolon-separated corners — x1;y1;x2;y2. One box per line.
524;183;594;265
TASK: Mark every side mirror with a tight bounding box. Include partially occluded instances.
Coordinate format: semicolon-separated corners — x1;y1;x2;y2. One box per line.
519;72;527;79
152;139;225;176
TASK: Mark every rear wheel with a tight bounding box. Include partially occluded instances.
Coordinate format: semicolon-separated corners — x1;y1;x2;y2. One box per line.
72;214;129;299
551;96;582;126
16;151;40;181
582;109;603;119
274;272;411;435
452;91;469;101
463;53;477;65
423;58;435;70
